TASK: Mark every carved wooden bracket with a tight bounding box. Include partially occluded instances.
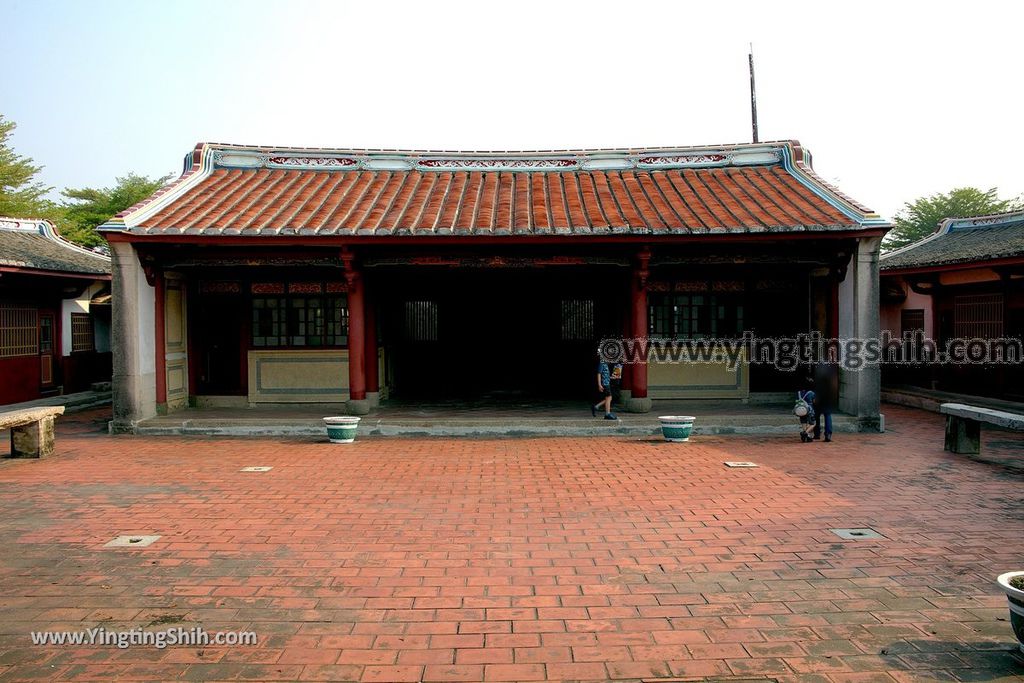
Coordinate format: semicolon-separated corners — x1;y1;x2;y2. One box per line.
832;250;851;284
137;251;158;287
635;246;651;289
341;248;359;288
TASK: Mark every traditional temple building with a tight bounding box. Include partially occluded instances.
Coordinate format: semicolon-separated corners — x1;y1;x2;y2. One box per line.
881;210;1024;399
99;140;889;432
0;217;112;404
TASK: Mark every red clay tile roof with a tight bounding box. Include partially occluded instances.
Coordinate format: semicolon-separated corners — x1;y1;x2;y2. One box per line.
103;141;887;237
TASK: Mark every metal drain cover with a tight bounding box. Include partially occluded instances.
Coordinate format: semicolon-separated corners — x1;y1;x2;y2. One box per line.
105;535;161;548
831;528;884;540
240;466;273;472
724;461;758;468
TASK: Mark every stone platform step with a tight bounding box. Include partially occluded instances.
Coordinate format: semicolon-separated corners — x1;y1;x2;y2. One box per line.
134;414;866;438
883;385;1024;414
2;390;111;415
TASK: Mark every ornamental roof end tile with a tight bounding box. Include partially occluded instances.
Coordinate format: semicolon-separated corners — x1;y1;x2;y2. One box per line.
101;140;890;238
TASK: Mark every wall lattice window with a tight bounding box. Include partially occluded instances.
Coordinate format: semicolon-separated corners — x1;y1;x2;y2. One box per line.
0;304;38;358
71;313;95;352
404;301;438;342
560;299;594;341
954;294;1003;339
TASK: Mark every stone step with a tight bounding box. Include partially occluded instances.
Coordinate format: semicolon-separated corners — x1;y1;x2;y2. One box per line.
133;414;864;438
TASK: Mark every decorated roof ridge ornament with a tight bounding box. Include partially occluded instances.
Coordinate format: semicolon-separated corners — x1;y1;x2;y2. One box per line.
209;148;783;172
419;158;577;169
944;209;1024;231
267;155;358;167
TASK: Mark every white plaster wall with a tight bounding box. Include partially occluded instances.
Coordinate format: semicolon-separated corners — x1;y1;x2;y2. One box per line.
60;282;105;356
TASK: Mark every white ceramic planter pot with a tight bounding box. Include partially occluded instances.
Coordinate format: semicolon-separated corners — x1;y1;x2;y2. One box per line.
658;416;696;442
323;416;361;443
997;571;1024;653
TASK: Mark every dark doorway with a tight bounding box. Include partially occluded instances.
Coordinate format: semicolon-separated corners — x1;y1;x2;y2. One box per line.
194;294;246;395
378;268;623;401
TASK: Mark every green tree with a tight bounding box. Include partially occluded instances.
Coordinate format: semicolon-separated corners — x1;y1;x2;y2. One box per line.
0;115;57;219
885;187;1023;251
61;172;172;247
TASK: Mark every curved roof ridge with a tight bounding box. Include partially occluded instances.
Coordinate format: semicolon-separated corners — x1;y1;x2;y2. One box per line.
177;139;804;157
941;208;1024;232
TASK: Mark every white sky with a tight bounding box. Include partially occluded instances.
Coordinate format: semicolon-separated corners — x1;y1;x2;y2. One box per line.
4;0;1022;222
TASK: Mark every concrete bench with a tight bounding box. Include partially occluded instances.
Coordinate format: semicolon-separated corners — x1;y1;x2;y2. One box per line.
940;402;1024;454
0;407;65;458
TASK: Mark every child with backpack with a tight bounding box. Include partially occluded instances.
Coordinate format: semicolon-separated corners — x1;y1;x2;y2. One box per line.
794;377;816;443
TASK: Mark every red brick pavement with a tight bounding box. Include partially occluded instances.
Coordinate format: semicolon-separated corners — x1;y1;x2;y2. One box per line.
0;405;1022;681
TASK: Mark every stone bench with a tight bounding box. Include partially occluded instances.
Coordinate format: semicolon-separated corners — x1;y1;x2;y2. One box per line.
0;407;65;458
941;402;1024;455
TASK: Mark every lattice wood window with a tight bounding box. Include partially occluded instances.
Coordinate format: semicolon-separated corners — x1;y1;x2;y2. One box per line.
0;304;38;358
252;293;348;348
71;313;95;352
560;299;594;341
648;293;744;339
954;294;1003;339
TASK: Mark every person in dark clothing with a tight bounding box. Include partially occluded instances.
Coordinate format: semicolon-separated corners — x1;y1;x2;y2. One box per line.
591;357;619;420
813;360;839;442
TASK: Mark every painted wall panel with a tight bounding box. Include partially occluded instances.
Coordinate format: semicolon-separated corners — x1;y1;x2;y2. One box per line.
248;350;349;403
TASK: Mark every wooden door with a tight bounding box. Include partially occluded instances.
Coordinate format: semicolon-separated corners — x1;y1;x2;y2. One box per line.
38;312;56;389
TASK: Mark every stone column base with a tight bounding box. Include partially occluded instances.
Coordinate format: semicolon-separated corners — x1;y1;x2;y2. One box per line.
108;419;139;435
346;399;371;416
624;397;652;414
366;391;380;409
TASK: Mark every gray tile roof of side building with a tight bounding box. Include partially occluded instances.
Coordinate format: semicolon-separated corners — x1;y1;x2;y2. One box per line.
880;210;1024;271
0;217;111;276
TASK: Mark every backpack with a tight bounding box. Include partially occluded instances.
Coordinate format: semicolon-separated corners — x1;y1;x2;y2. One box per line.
793;392;810;417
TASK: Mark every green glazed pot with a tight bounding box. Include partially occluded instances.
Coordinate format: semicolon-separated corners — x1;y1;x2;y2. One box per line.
323;416;361;444
658;416;695;442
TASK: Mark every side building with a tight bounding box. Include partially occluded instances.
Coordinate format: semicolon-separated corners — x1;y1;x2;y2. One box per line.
0;217;112;404
880;210;1024;399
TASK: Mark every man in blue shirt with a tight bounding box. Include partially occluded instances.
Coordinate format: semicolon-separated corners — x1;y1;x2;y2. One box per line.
591;359;619;420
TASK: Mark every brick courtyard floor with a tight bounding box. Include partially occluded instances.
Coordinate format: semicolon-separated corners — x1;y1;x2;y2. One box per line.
0;405;1022;682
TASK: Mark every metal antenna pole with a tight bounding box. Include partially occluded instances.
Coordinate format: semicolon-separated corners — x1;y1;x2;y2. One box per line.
748;43;759;143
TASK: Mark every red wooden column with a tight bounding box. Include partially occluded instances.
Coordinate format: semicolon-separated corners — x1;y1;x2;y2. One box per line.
365;280;379;397
154;269;167;409
343;250;368;410
629;248;651;405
